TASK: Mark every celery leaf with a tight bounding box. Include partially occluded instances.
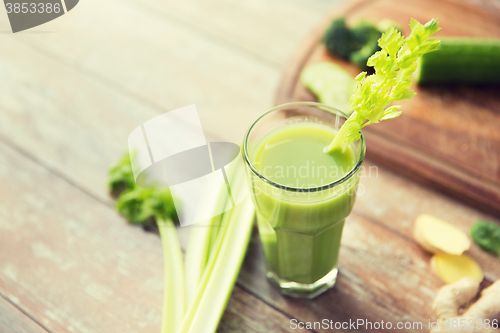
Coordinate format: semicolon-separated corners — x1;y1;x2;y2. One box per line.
325;18;441;153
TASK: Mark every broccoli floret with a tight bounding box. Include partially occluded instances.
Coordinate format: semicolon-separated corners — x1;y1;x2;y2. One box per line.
323;17;400;69
109;152;178;230
351;20;382;46
350;39;381;69
350;21;383;69
323;18;355;59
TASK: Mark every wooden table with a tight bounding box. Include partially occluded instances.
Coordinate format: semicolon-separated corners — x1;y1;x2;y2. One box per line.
0;0;499;332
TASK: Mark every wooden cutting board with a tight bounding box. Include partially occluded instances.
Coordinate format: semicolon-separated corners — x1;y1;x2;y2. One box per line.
275;0;500;215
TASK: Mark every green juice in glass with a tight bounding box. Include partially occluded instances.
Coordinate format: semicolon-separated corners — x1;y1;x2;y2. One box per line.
248;121;361;297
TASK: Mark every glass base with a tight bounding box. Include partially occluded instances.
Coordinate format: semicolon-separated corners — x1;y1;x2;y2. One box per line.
267;268;338;299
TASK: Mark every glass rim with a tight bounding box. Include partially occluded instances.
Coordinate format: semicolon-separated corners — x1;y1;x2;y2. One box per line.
243;101;366;193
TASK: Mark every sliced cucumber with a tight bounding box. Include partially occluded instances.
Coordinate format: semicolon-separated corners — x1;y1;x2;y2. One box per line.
300;62;354;113
415;38;500;84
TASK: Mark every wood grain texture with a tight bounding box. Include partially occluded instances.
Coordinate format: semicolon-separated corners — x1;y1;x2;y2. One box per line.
275;0;500;215
0;296;48;333
0;4;319;330
0;0;499;331
239;215;442;333
0;0;278;144
355;162;500;282
238;195;500;333
218;288;310;333
0;140;307;333
128;0;347;66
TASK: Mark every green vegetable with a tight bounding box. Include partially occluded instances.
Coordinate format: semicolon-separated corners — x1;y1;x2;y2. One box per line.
184;174;229;307
108;153;136;196
323;18;354;59
109;153;177;227
325;18;441;153
116;188;177;226
116;195;184;333
183;198;254;333
415;38;500;84
109;151;255;333
351;20;381;45
471;221;500;257
350;39;381;70
159;219;186;333
322;17;400;69
179;162;254;333
109;153;184;333
350;21;382;69
300;62;355;113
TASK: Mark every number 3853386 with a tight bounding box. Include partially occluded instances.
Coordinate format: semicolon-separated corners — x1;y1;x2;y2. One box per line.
5;3;62;14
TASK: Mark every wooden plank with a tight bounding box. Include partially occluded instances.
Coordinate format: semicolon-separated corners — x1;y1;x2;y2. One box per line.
274;0;500;215
457;0;500;15
127;0;347;66
0;19;499;332
239;212;440;333
0;296;48;333
355;160;500;282
0;0;278;144
234;162;500;333
0;0;498;330
0;36;215;205
0;126;463;333
0;141;307;333
219;288;310;333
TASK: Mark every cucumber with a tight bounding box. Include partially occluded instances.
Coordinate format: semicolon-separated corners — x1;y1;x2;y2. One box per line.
300;62;355;113
415;38;500;84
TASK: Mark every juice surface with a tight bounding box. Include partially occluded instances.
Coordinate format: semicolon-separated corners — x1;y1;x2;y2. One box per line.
254;123;356;188
248;122;360;286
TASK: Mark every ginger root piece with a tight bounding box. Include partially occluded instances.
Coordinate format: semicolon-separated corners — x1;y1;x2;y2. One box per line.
432;278;500;333
433;277;480;319
414;214;471;255
431;254;484;284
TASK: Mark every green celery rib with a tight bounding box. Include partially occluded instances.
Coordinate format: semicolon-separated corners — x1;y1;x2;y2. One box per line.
184;174;231;308
208;212;223;256
158;218;186;333
186;198;254;333
178;171;241;333
179;161;254;333
208;183;236;255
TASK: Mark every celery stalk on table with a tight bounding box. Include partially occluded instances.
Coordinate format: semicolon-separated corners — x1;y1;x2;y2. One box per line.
184;198;254;333
179;160;252;333
109;155;187;333
109;151;255;333
158;218;186;333
184;173;231;308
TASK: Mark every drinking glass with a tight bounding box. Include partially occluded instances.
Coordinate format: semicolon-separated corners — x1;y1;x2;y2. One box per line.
243;102;366;298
